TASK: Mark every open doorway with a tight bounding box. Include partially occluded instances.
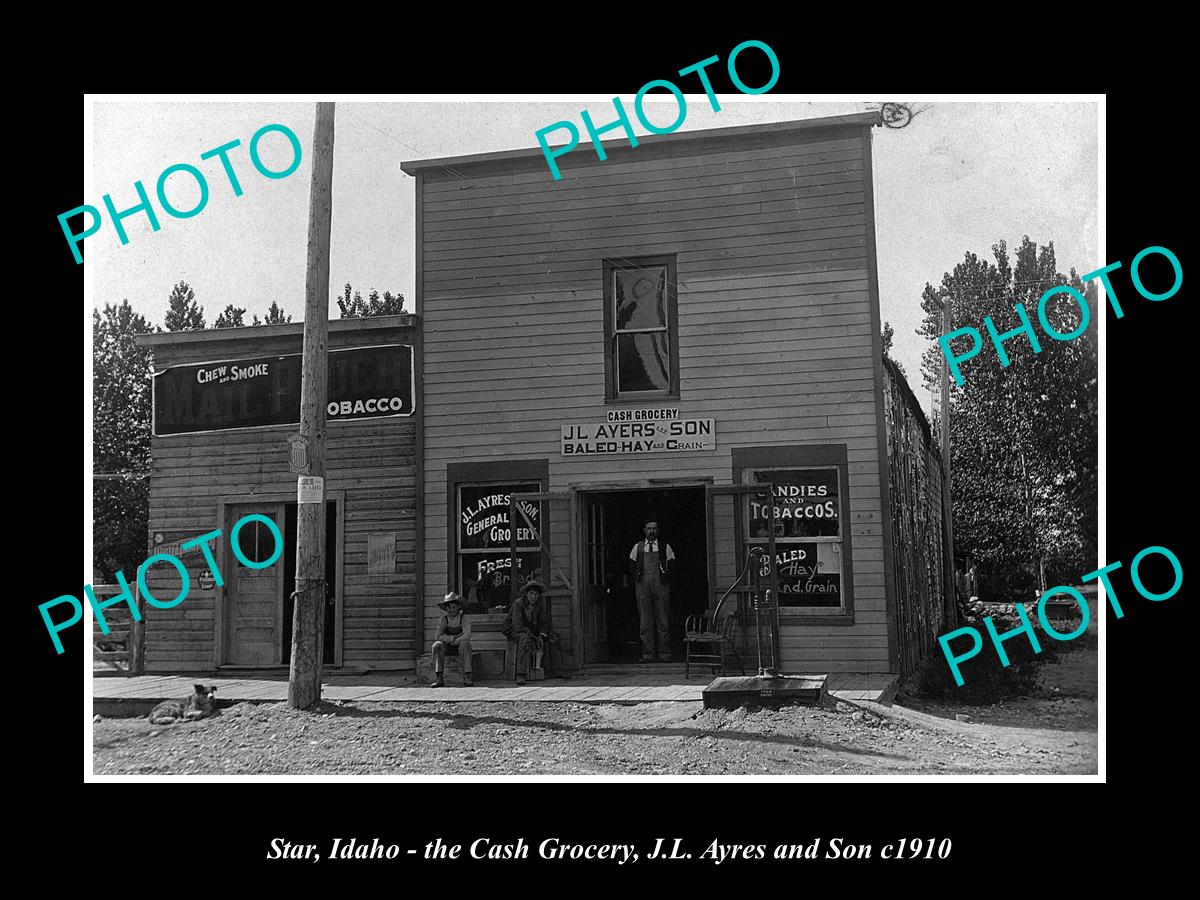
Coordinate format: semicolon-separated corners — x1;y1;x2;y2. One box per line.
581;486;708;664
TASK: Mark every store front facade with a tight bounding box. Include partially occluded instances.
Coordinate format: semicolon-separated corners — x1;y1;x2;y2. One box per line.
136;315;420;672
407;111;910;676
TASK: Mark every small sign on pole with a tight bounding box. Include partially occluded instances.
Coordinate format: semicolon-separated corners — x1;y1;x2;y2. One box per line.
298;475;324;504
288;434;310;473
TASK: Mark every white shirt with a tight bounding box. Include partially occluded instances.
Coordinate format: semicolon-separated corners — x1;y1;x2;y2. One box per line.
629;540;675;561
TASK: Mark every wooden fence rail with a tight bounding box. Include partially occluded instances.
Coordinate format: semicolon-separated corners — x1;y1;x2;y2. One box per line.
90;584;145;676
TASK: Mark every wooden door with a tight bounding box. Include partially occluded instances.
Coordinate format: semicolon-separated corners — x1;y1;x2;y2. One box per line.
583;496;609;663
225;503;284;666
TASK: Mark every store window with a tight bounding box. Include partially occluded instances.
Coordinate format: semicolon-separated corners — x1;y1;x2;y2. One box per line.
234;517;278;567
602;256;680;401
455;481;544;611
740;461;850;614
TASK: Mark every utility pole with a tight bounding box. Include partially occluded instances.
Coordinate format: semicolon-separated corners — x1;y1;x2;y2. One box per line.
289;102;335;710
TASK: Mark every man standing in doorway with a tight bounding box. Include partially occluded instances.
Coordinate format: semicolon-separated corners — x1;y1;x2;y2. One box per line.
629;518;675;662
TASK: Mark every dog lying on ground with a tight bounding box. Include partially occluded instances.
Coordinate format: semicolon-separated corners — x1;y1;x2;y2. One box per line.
148;684;218;724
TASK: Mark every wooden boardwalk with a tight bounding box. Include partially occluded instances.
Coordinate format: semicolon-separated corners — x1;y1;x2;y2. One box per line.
93;671;898;707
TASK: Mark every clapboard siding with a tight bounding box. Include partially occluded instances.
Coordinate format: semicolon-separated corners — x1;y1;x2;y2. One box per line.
140;319;418;672
419;120;894;674
422;138;866;195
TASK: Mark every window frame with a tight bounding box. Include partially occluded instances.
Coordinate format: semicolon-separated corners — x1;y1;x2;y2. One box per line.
233;516;278;567
455;480;543;599
731;445;856;624
445;460;549;608
602;255;681;403
745;465;842;544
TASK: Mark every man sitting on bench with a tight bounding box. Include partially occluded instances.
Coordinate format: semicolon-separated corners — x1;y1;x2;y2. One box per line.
431;592;473;687
503;580;548;686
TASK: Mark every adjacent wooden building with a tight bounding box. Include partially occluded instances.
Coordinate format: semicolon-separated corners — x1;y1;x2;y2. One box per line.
403;110;949;681
135;316;420;672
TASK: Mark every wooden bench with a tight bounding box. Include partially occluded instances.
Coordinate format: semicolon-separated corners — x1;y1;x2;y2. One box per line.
421;614;554;683
433;635;546;683
424;615;508;682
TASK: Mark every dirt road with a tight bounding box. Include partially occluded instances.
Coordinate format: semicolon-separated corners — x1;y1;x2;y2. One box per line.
92;635;1097;776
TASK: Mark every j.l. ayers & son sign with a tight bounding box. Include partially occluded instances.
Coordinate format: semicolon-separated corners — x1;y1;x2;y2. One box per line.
561;409;716;455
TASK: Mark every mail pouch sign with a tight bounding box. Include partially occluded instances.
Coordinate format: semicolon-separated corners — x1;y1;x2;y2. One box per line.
153;344;415;435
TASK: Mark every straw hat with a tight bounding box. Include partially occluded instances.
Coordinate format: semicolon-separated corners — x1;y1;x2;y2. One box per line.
438;591;464;611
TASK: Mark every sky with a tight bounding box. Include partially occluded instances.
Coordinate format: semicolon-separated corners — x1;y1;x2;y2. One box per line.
89;98;1098;400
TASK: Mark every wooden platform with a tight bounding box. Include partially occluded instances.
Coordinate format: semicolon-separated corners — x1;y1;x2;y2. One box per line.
702;674;827;709
91;670;899;715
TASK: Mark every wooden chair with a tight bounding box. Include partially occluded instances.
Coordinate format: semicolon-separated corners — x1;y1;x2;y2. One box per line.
505;636;547;682
684;611;744;677
685;547;764;677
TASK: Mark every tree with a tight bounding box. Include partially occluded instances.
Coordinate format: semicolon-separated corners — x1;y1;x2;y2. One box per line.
214;304;248;328
336;283;406;318
93;301;156;581
253;301;292;325
917;236;1097;599
164;281;205;331
881;320;906;377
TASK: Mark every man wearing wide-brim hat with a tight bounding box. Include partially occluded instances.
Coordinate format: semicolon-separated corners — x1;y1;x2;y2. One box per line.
502;579;549;686
431;591;473;687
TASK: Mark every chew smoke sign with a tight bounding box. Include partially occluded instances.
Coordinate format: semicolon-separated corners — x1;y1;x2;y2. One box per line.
152;344;414;435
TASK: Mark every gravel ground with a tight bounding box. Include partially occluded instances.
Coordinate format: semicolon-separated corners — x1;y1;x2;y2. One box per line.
93;633;1097;776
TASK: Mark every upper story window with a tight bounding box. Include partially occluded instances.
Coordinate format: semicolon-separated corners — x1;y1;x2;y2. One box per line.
602;256;680;401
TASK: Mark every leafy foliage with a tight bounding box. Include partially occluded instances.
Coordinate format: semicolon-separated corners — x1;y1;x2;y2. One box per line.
336;283;406;318
917;237;1097;600
213;304;248;328
164;281;205;331
93;301;155;580
881;320;906;377
897;611;1068;704
253;301;292;325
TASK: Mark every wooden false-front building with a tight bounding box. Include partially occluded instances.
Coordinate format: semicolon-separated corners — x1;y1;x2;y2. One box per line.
403;111;949;684
129;112;949;685
135;316;420;672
